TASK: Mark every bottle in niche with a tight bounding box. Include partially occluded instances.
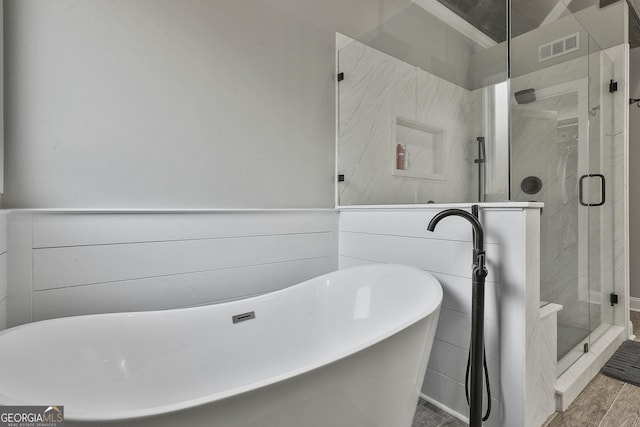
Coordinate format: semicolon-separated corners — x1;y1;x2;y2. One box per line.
396;143;405;170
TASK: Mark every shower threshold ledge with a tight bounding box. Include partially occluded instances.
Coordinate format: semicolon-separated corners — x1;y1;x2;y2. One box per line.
555;325;626;411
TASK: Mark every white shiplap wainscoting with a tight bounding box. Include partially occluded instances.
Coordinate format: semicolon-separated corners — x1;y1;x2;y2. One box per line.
0;213;7;331
7;210;338;326
338;204;552;427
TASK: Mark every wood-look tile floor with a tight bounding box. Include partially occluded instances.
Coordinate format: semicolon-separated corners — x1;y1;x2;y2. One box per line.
543;311;640;427
413;312;640;427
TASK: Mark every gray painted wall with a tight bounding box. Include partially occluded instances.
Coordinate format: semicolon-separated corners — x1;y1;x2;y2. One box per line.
3;0;413;209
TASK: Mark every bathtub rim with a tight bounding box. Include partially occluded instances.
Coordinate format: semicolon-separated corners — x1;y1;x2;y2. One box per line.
0;263;443;422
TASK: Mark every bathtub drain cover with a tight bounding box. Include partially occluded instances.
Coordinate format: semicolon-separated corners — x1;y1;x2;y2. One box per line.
232;311;256;324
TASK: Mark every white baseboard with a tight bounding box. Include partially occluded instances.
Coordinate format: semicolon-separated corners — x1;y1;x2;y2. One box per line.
630;296;640;312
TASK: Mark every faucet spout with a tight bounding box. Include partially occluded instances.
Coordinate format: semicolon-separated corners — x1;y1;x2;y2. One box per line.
427;208;484;253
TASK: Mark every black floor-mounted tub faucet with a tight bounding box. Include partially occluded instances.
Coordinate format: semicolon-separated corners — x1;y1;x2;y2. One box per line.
427;205;489;427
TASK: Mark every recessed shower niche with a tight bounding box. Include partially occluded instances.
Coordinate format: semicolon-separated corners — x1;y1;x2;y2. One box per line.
392;116;446;180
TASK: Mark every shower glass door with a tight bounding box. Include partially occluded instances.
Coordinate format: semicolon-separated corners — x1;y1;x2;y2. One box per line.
511;80;589;373
510;34;616;375
585;42;615;355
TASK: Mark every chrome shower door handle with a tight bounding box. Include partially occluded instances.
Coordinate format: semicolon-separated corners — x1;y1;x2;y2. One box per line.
579;174;605;207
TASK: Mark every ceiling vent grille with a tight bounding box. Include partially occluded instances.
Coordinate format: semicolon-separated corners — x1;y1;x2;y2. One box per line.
539;33;580;62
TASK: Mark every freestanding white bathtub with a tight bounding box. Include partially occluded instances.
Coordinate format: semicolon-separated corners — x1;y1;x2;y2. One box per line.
0;264;442;427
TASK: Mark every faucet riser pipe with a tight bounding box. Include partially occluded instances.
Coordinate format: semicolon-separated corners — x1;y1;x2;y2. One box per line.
427;206;488;426
469;276;485;427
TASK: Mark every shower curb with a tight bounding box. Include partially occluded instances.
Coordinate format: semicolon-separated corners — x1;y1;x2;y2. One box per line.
555;326;626;411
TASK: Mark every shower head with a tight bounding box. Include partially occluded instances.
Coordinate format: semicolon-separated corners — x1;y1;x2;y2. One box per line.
514;88;536;105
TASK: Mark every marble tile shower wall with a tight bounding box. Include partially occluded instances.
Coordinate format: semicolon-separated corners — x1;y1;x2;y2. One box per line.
606;44;627;332
510;56;596;350
337;38;481;205
0;214;6;331
511;103;584;348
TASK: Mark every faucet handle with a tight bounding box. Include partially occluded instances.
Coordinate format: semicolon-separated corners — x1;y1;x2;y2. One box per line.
473;252;488;280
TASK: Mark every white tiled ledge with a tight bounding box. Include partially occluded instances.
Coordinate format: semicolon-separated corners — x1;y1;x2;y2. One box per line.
0;208;337;214
1;203;544;214
540;303;563;319
338;202;544;210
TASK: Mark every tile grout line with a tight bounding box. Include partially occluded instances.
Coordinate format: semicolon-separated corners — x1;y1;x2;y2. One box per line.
596;382;627;427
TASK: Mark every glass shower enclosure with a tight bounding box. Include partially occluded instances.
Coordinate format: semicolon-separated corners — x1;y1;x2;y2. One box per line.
509;16;616;375
335;0;620;376
336;1;508;206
